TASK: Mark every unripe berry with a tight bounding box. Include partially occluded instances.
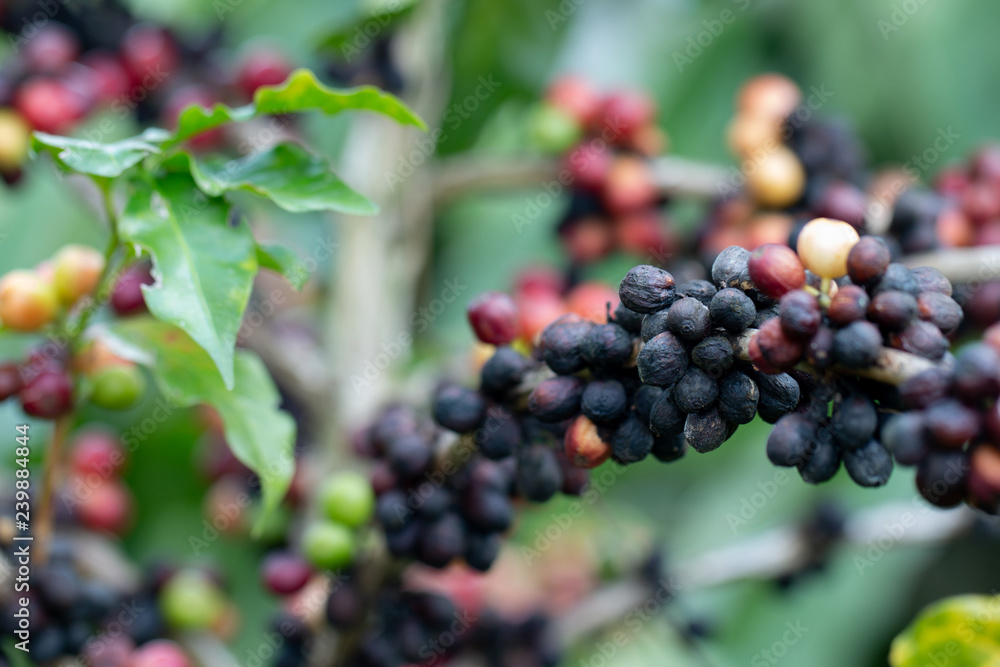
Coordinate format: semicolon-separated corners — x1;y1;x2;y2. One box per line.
89;363;145;410
0;110;31;172
795;218;860;279
20;369;74;418
530;103;582;154
745;147;805;209
319;471;375;528
545;76;602;127
160;570;227;630
70;428;126;477
737;74;801;120
467;291;519;345
747;244;805;299
564;414;611;468
302;521;356;570
0;270;59;331
726;113;781;157
53;244;106;305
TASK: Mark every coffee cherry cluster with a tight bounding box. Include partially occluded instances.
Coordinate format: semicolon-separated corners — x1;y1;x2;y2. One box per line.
0;244;104;332
62;427;134;534
300;471;373;571
528;76;676;265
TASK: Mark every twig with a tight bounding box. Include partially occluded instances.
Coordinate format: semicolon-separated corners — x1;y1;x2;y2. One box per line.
902;245;1000;284
35;415;72;564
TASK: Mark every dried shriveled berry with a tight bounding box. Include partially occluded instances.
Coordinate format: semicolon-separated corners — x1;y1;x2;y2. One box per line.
637;332;689;388
666;297;711;342
867;290;917;331
478;416;521;460
582;323;634;372
465;532;502;572
677;279;717;306
924;399;980;449
564;415;611;468
748;244;806;299
754;371;801;423
889;320;948;361
754;318;804;371
640;310;670;343
649;391;685;437
711;246;753;290
619;265;676;313
718;372;758;424
674;368;719;413
633;385;663;424
916;451;968;508
827;285;869;327
710;288;756;333
916;292;962;334
433;385;487;432
610;414;654;463
832;321;882;369
872;263;919;297
881;413;929;466
767;414;816;466
581;379;628;424
844;440;893;487
540;315;593;375
691;337;734;377
753;305;780;329
517;444;563;502
480;347;530;398
830;395;877;450
846;235;891;285
779;290;821;339
748;335;781;375
910;266;952;296
613;302;645;333
683;408;731;453
528;376;586;422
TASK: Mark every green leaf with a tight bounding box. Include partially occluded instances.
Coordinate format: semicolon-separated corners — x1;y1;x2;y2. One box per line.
100;319;295;532
30;128;170;177
118;173;257;389
317;0;418;55
257;242;309;290
170;68;425;145
891;595;1000;667
188;143;377;214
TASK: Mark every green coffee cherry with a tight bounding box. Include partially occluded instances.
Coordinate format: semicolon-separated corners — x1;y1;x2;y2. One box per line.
319;471;375;528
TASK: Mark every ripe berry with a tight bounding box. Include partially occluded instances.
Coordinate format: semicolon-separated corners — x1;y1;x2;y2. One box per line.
651;434;686;463
871;263;919;297
691;337;734;377
745;147;805;209
22;23;79;72
843;440;893;487
581;323;634;372
89;363;145;410
0;362;24;401
916;292;962;334
924;399;980;449
683;408;731;453
121;24;178;85
867;290;917;331
899;367;952;409
0;270;59;331
666;297;711;342
677;279;718;306
418;512;466;568
806;327;835;370
827;285;869;327
237;48;292;98
598;89;655;140
910;266;952;296
302;521;356;570
916;451;968;508
517;444;563;502
433;385;486;432
546;76;602;127
467;292;520;345
565;415;611;468
889;320;947;361
718;372;759;424
832;321;882;369
610;414;654;463
319;471;375;528
128;640;192;667
111;263;154;315
754;318;803;371
795;218;860;279
581;380;627;424
846;235;891;285
674;368;719;413
636;332;688;387
540;314;592;374
528;376;586;422
797;430;841;484
710;288;756;333
748;244;806;299
711;246;753;290
881;413;929;466
767;414;816;467
480;347;530;398
386;433;433;479
779;290;821;339
14;77;86;134
70;429;125;476
75;479;132;533
461;487;512;531
261;552;312;595
80;51;131;102
830;395;877;450
953;344;1000;401
565;140;612;191
20;368;74;418
619;265;676;313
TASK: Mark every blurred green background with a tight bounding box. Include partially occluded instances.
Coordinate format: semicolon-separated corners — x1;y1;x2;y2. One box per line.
3;0;1000;665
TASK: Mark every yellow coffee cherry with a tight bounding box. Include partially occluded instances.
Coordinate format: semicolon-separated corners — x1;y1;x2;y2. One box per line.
796;218;861;279
53;244;106;305
0;270;59;331
745;146;806;209
0;110;31;172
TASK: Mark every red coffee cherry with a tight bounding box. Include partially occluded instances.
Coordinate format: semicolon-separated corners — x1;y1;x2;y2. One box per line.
467;291;520;346
564;140;612;192
74;479;133;534
111;263;154;315
237;48;293;98
70;428;126;477
20;368;74;419
545;76;602;128
14;77;86;134
260;551;313;595
747;244;806;299
827;285;869;327
597;90;655;141
564;414;611;469
121;24;178;85
22;22;79;73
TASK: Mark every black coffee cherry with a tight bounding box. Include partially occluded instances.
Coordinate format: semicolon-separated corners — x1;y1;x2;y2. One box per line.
640;310;670;343
881;413;928;466
387;433;433;478
827;285;870;327
844;440;894;487
528;376;587;422
461;488;512;532
674;368;719;413
649;391;685;437
416;485;453;521
710;288;756;333
632;385;664;425
798;428;841;483
830;394;877;450
916;292;962;334
610;413;654;463
916;451;968;508
651;434;686;463
684;408;731;453
753;305;780;329
478;416;521;460
832;321;882;369
910;266;952;296
718;371;758;424
637;331;689;388
517;444;563;501
419;512;466;568
582;323;634;372
613;302;645;334
872;263;919;297
867;290;918;331
28;626;65;664
666;297;711;342
846;235;891;286
753;371;801;423
480;347;531;398
385;521;421;557
619;265;676;313
376;489;411;531
924;399;980;449
767;414;816;466
677;279;718;306
778;289;821;340
581;379;628;424
806;327;835;370
711;246;753;290
433;385;487;432
540;315;593;375
899;367;953;409
952;343;1000;401
691;336;734;377
326;581;364;628
465;531;502;572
